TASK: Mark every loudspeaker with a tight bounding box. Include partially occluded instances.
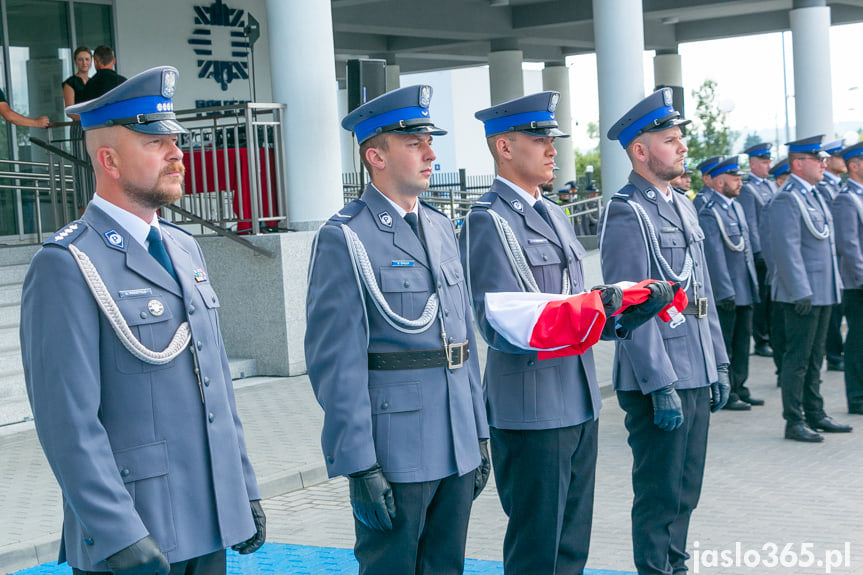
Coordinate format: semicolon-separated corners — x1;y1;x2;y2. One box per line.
347;59;387;113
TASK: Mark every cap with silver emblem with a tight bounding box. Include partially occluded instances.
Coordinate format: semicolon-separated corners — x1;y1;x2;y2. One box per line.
474;91;569;139
786;135;829;158
607;88;690;149
66;66;187;135
341;85;447;145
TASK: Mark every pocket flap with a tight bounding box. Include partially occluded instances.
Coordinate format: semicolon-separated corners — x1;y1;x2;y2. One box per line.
524;244;562;266
116;295;173;326
440;258;464;286
113;441;169;483
380;267;430;293
369;382;422;414
659;231;686;248
195;283;220;309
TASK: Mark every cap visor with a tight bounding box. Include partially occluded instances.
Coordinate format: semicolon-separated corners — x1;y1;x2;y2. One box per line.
646;118;691;133
392;124;448;137
519;127;570;138
126;119;189;135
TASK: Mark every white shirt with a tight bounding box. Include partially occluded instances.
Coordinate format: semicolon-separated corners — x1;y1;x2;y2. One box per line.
91;193;160;249
372;183;420;218
496;175;540;207
789;173;815;194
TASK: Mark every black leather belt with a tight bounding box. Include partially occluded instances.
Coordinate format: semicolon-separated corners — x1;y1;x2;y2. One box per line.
682;297;709;318
368;341;469;370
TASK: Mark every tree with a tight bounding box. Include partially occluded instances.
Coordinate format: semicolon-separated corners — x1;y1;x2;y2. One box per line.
575;121;602;192
686;78;738;191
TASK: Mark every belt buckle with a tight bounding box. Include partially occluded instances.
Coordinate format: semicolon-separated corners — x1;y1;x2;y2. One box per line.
697;297;708;318
447;342;466;369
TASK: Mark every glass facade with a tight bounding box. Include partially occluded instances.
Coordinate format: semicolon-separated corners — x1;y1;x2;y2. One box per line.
0;0;114;239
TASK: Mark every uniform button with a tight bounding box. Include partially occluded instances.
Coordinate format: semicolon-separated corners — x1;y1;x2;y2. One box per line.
527;360;535;366
189;304;196;314
208;412;215;423
454;270;460;279
83;537;94;546
120;468;130;478
437;282;442;290
542;255;548;261
404;281;410;288
444;309;449;316
211;296;216;304
381;402;389;410
641;377;647;383
448;336;454;343
197;341;203;350
203;376;210;386
568;256;573;263
139;312;147;319
326;455;334;464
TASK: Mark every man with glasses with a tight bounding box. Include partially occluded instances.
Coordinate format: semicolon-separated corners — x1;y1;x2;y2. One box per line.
768;135;853;442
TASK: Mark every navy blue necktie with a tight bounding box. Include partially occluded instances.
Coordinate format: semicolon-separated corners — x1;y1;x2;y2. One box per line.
533;199;554;229
404;212;426;249
147;226;177;281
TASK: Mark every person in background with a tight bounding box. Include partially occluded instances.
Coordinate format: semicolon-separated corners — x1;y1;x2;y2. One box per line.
670;163;693;199
63;46;92;109
0;87;49;129
819;139;848;372
80;45;127;102
693;155;724;211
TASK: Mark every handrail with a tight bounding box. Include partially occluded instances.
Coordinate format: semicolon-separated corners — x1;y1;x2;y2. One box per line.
161;204;275;259
29;137;90;168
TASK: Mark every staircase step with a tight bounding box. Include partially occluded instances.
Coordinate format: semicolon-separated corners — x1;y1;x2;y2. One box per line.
0;244;40;266
0;372;26;402
0;325;20;353
0;395;33;428
0;350;22;379
0;263;29;287
0;304;20;327
228;358;258;380
0;284;22;307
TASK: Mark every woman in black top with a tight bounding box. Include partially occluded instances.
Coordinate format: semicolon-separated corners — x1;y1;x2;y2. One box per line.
63;46;91;112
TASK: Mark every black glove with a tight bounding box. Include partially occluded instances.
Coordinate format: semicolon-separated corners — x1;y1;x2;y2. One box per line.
231;500;266;554
794;297;812;315
716;297;736;313
651;385;683;432
754;252;765;267
348;464;395;531
711;363;732;413
590;284;623;315
617;281;677;332
106;535;169;575
473;439;491;500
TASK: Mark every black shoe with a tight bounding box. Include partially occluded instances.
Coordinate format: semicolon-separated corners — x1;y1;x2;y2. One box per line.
807;416;853;433
722;398;752;411
827;359;845;371
849;406;863;415
785;422;824;442
741;396;765;406
753;343;773;357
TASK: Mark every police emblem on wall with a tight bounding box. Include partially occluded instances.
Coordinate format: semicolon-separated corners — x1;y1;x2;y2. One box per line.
188;0;250;91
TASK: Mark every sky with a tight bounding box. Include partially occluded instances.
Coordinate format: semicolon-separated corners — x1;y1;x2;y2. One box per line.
565;22;863;152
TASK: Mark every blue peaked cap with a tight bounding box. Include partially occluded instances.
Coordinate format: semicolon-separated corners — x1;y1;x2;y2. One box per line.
707;155;742;177
842;141;863;161
475;91;569;138
769;157;789;177
341;85;446;145
66;66;186;135
822;139;845;155
607;88;690;148
786;134;828;157
743;142;772;157
696;155;724;175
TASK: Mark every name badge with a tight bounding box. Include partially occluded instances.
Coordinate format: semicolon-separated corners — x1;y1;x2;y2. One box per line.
392;260;415;267
528;238;549;244
118;288;152;298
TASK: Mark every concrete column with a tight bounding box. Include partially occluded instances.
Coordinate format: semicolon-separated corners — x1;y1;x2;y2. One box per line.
593;0;645;201
790;0;834;139
488;49;524;105
542;62;575;190
654;49;685;119
337;81;357;175
266;0;343;230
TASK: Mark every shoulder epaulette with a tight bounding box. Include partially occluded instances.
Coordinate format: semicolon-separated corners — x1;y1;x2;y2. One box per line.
43;220;86;248
159;218;192;236
705;199;716;210
326;200;366;226
472;190;499;209
611;183;638;201
672;186;687;196
419;198;447;218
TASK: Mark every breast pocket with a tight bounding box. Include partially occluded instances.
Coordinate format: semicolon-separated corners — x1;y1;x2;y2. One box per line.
380;267;433;319
524;243;563;291
439;258;465;319
369;382;422;472
194;282;223;342
659;230;688;271
113;295;176;374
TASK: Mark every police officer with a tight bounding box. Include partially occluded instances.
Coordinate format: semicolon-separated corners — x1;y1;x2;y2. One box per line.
599;88;730;575
20;67;265;575
830;141;863;415
460;91;673;575
819;139;848;372
738;142;777;358
761;157;790;383
304;85;490;575
699;156;763;410
768;135;852;442
670;163;693;199
693;155;724;211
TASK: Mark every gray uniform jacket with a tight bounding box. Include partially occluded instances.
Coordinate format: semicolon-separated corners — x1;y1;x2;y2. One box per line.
698;196;759;306
20;204;258;571
817;172;842;203
599;172;728;394
692;186;715;212
768;175;842;306
831;180;863;290
305;185;488;484
738;175;777;255
459;179;603;431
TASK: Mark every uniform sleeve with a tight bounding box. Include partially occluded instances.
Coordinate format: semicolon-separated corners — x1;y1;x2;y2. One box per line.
832;195;863;289
21;246;149;563
738;186;762;254
698;211;734;302
759;203;775;274
304;224;378;477
599;200;678;394
769;193;811;302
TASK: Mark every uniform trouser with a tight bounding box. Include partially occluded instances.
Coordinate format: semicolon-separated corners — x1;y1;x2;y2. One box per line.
73;549;225;575
771;301;786;379
752;256;771;346
490;420;598;575
844;289;863;411
717;304;754;401
826;302;845;363
617;387;710;575
779;303;830;424
354;471;474;575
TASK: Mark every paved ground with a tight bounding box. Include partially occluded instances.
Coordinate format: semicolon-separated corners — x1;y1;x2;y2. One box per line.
2;250;862;574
